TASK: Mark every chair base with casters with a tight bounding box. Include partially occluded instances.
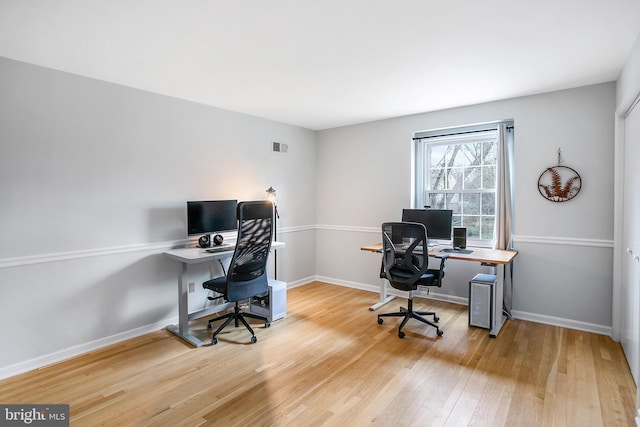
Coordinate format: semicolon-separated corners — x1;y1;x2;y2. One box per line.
377;290;443;338
206;301;270;344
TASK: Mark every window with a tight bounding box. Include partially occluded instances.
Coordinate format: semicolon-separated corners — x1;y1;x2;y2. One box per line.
414;126;501;246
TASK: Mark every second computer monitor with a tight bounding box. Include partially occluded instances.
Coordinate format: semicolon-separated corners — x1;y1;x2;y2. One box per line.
402;209;453;241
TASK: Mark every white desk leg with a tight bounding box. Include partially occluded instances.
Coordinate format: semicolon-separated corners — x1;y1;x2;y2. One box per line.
369;278;396;311
489;263;508;338
166;262;205;347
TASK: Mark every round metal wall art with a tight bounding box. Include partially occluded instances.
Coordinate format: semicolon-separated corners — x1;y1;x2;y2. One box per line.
538;165;582;202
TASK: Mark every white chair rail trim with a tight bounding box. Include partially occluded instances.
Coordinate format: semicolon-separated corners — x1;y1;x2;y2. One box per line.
512;235;614;248
0;240;188;269
1;227;611;269
0;225;312;269
316;225;614;248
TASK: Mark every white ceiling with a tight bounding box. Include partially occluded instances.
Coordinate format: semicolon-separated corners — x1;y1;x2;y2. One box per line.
1;1;639;130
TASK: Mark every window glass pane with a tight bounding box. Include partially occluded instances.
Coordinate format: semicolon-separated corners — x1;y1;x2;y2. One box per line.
430;145;447;168
464;166;482;189
430;169;447;190
450;145;466;167
448;167;462;190
465;143;483;167
427;193;445;209
481;193;495;215
446;193;461;214
481;216;495;240
463;216;480;238
482;165;496;189
452;215;462;227
462;193;480;215
483;141;496;165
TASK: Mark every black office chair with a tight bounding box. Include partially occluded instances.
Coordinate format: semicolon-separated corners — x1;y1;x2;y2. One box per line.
377;222;448;338
203;200;274;344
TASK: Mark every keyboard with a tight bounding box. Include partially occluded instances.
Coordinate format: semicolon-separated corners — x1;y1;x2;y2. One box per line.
205;245;234;253
440;247;474;254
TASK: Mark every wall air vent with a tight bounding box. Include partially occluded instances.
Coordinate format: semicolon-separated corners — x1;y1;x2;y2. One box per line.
272;141;289;153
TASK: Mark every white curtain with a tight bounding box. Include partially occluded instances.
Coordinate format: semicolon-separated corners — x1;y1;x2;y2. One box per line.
495;123;514;316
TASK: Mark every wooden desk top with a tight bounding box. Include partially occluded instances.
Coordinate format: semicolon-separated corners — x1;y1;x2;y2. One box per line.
360;243;518;265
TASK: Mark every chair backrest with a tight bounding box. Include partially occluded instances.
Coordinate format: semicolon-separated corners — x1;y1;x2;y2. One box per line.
226;200;274;301
381;222;430;291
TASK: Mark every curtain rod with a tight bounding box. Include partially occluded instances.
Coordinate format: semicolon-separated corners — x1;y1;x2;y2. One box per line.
413;125;514;140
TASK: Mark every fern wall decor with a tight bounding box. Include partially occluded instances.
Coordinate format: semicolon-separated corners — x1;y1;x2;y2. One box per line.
537;148;582;202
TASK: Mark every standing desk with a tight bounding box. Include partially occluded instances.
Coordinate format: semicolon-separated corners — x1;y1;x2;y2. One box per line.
164;241;285;347
361;243;517;338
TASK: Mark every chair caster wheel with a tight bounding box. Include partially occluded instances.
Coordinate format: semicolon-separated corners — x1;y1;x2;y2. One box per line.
377;317;383;324
265;321;271;328
437;329;444;337
398;331;405;338
251;336;257;343
434;316;440;323
212;337;218;345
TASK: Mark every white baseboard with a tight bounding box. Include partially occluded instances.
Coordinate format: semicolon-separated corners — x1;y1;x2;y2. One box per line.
314;276;611;336
314;275;380;294
285;276;316;289
314;276;468;306
510;310;611;336
0;317;177;381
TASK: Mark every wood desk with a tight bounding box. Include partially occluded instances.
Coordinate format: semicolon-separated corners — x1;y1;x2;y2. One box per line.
361;243;518;338
164;241;285;347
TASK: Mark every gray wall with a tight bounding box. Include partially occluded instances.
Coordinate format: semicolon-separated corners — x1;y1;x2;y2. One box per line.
0;57;317;375
316;83;616;333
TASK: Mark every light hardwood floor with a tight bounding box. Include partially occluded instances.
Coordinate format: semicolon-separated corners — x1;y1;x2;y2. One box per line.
1;282;636;426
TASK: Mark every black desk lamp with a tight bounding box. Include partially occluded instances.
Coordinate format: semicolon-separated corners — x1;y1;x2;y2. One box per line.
266;186;279;279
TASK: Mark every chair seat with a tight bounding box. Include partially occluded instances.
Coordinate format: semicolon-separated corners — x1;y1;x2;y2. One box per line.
203;276;226;294
417;269;444;286
389;267;443;289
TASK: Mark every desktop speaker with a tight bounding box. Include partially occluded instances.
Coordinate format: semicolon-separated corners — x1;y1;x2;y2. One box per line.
213;234;224;246
453;227;467;249
198;235;210;248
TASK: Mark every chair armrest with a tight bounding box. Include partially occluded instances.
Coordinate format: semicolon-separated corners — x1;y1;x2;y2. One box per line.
434;253;448;268
430;254;448;286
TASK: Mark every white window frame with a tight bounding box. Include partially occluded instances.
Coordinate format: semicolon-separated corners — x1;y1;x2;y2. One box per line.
413;126;500;247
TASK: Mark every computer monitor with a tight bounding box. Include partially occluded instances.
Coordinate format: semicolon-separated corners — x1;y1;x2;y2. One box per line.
402;209;453;242
186;200;238;237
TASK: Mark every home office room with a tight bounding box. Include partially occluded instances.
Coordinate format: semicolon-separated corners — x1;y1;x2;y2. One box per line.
1;2;640;426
